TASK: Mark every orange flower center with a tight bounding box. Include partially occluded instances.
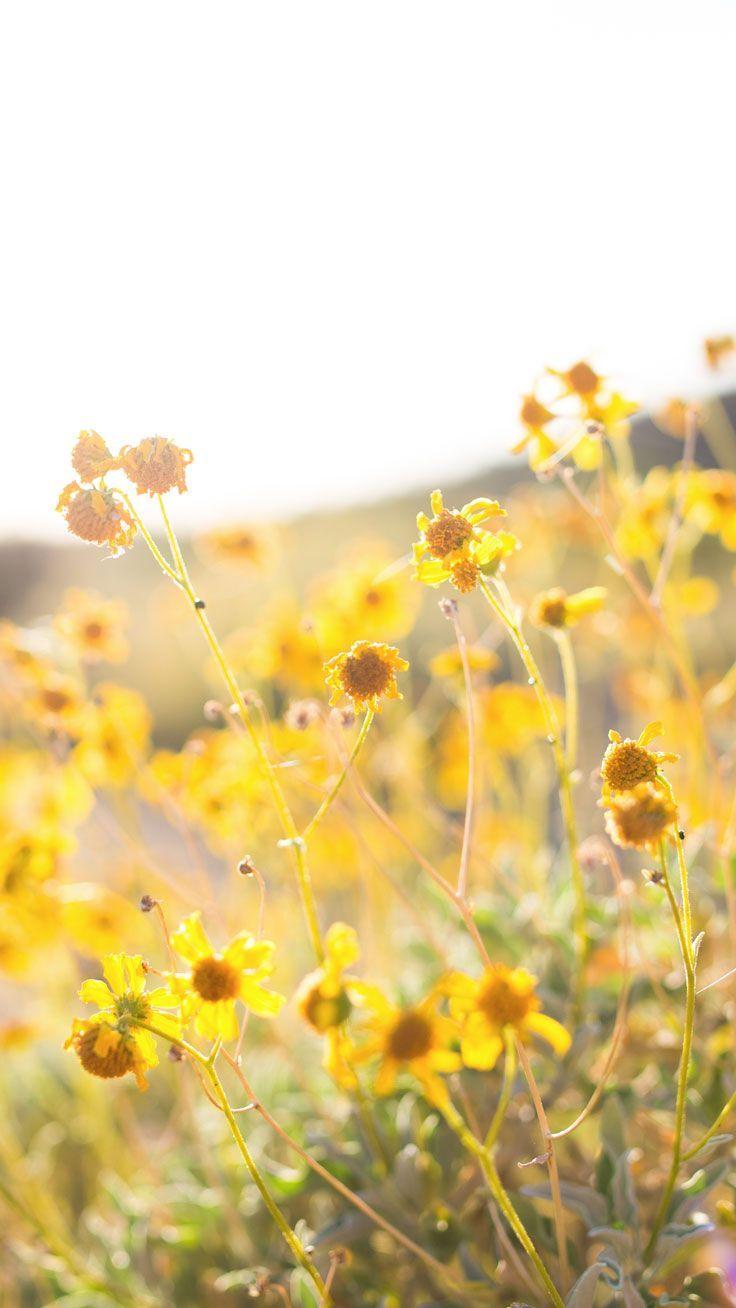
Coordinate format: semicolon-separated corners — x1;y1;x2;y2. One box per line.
424;510;473;559
601;740;658;792
340;648;393;700
450;558;480;594
84;621;104;641
566;362;599;396
301;981;352;1033
386;1009;434;1061
478;974;535;1028
42;688;73;713
192;956;241;1002
76;1026;135;1080
533;589;568;628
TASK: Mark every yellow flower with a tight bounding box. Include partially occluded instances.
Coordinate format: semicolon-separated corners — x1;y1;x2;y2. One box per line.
67;952;181;1091
169;912;284;1041
324;641;408;713
54;588;129;664
71;430;119;483
54;882;142;956
73;684;151;789
23;671;86;736
296;922;358;1034
197;523;275;569
655;398;699;441
616;468;674;561
704;334;736;370
351;984;461;1105
311;543;421;651
230;599;324;692
604;781;677;853
529;586;607;630
57;481;137;554
600;721;678;799
119;436;193;496
446;965;570;1070
683;470;736;550
510;393;559;469
412;490;517;593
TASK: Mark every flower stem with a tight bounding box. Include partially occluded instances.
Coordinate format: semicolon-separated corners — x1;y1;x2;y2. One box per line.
683;1088;736;1162
478;578;587;990
301;709;373;840
439;1096;563;1307
554;630;578;773
644;842;697;1260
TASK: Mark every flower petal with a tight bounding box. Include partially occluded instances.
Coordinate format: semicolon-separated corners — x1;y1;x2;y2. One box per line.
78;979;114;1008
523;1011;571;1056
171;912;212;964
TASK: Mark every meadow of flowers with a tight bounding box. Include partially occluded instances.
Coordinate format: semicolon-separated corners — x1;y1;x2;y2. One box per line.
3;351;736;1306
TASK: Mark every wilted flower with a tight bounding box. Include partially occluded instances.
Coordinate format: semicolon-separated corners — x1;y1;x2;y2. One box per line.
57;482;137;554
119;437;193;496
67;952;181;1090
71;430;120;483
604;782;677;852
600;722;678;798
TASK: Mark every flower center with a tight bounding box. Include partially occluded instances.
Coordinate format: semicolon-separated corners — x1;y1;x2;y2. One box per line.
450;558;480;594
601;740;658;792
192;956;241;1002
386;1009;434;1061
566;362;599;395
84;621;104;640
77;1026;136;1080
302;982;352;1033
478;975;534;1028
341;648;392;699
425;510;473;559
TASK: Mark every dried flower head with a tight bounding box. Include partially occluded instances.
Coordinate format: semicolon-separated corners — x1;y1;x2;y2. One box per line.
57;481;137;554
119;437;193;496
529;586;607;630
600;722;678;798
71;430;119;483
284;699;321;731
604;782;677;852
324;641;408;712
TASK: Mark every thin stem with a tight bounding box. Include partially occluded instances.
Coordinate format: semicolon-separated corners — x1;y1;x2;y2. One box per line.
301;709;373;840
554;630;578;773
683;1089;736;1161
439;1096;563;1307
644;842;697;1261
484;1030;517;1151
516;1039;570;1291
150;495;324;963
449;605;477;898
478;578;587;984
651;404;697;608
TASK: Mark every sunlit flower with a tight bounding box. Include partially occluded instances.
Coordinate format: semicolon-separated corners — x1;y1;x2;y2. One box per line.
429;644;499;680
169;912;284;1041
197;523;275;569
296;922;358;1034
655;398;699;441
54;588;129;664
412;490;517;593
229;599;324;692
683;469;736;550
351;984;461;1104
529;586;607;630
446;965;570;1070
23;671;86;735
704;334;736;370
510;394;559;468
71;430;119;483
600;721;678;798
324;640;408;712
57;481;137;554
616;468;674;561
67;952;181;1090
311;543;421;650
53;882;142;956
119;437;193;496
73;684;151;788
604;781;677;853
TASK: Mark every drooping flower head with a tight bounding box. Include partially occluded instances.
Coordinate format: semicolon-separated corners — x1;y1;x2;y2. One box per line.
296;922;358;1034
66;952;181;1090
446;964;570;1070
324;641;408;712
169;912;284;1041
529;586;607;630
600;722;678;800
56;482;137;554
119;437;193;496
71;430;119;483
350;983;461;1105
604;782;677;853
412;490;518;594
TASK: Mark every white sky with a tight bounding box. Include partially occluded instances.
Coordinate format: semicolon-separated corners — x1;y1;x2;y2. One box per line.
1;0;735;539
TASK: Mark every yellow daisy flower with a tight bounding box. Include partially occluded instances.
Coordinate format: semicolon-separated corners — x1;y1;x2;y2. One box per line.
510;393;559;469
54;588;129;664
323;640;408;712
529;585;607;630
412;490;517;594
67;952;181;1091
600;721;678;799
446;965;570;1070
296;922;361;1088
429;644;499;680
350;984;461;1105
169;912;284;1041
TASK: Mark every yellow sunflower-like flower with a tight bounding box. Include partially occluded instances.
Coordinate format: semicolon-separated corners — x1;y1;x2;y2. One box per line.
296;922;360;1087
412;490;518;593
446;965;570;1070
169;911;284;1041
604;781;677;853
119;436;193;496
66;952;181;1091
683;469;736;550
529;586;607;630
350;984;461;1105
323;640;408;712
600;721;678;799
54;588;129;664
56;481;137;554
510;393;559;469
429;644;499;680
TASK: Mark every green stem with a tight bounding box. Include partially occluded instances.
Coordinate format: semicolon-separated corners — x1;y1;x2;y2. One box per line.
555;630;578;773
644;843;697;1260
484;1030;516;1151
150;495;324;964
301;709;373;840
683;1088;736;1162
440;1097;563;1307
479;578;587;986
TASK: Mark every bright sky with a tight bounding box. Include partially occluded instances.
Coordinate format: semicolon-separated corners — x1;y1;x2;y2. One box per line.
1;0;735;539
